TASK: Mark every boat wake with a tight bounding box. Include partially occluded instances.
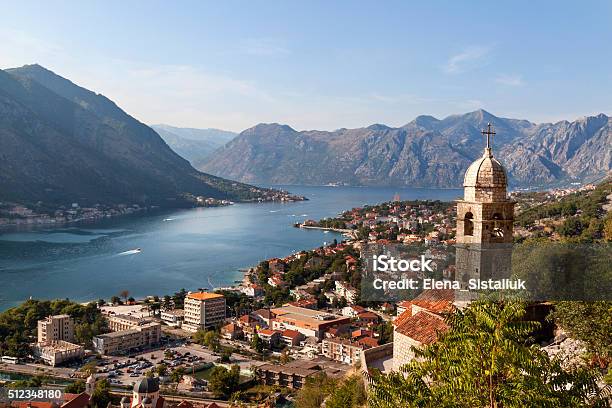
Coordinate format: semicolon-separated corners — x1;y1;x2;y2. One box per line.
117;248;142;256
163;218;175;222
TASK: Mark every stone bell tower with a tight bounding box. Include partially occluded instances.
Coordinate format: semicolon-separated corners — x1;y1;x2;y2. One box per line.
455;123;514;287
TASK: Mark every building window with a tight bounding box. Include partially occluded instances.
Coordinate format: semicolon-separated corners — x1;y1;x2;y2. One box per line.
464;212;474;236
492;213;504;237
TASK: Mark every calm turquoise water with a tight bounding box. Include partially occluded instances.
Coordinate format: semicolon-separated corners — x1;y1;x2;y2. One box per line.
0;186;461;310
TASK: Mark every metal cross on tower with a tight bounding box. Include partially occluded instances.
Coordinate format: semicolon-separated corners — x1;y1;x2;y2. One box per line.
481;122;496;149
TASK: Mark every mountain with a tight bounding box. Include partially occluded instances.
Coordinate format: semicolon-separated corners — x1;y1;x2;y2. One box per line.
151;124;236;166
0;64;275;208
199;110;611;188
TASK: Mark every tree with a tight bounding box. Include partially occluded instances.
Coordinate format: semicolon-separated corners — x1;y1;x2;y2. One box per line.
97;299;105;307
550;301;612;365
368;300;610;408
326;374;367;408
169;367;184;391
604;213;612;241
90;379;111;408
64;380;86;394
208;365;240;398
155;363;168;377
251;333;264;353
194;329;220;352
119;290;130;303
110;296;121;305
294;373;336;408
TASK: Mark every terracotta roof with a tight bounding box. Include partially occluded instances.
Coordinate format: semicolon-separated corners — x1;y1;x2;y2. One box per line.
257;328;278;336
393;309;413;327
61;392;91;408
357;336;379;348
252;309;276;319
395;310;448;345
357;311;379;320
281;329;302;339
187;292;224;300
411;289;455;314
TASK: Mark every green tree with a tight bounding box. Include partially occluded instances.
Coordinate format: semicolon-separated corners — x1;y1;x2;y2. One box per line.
326;374;367;408
155;363;168;377
90;379;111;408
251;333;264;353
368;300;610;408
194;329;220;352
64;380;86;394
550;301;612;364
208;365;240;398
294;373;337;408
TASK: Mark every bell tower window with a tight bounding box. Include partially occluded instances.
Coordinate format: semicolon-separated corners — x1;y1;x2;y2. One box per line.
492;213;504;237
464;212;474;236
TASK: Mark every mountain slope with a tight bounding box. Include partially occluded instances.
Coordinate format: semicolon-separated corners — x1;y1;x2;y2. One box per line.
200;110;611;188
0;64;271;207
151;124;236;166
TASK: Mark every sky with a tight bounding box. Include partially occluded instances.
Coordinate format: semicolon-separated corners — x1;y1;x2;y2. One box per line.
1;1;611;132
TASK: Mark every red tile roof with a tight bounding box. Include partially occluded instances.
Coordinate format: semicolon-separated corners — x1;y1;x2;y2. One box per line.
357;336;379;347
395;310;448;345
281;329;302;339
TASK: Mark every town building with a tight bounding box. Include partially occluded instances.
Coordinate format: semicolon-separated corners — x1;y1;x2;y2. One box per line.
92;321;161;355
37;314;75;343
280;329;304;347
160;309;185;327
257;328;281;348
322;338;370;365
33;340;84;367
182;292;226;332
270;305;351;339
257;360;343;389
221;322;242;340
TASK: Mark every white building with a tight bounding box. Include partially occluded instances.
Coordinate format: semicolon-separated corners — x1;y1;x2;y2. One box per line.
37;314;74;343
182;292;226;332
160;309;184;327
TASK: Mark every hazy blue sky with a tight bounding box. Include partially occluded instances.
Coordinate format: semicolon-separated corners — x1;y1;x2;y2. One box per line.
1;1;611;131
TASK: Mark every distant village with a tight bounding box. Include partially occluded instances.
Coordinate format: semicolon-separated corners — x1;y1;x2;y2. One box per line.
0;189;303;228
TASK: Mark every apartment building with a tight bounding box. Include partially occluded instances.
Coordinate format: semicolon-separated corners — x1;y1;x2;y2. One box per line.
33;340;84;366
270;305;350;339
37;314;75;343
182;292;226;332
92;322;161;355
322;338;368;365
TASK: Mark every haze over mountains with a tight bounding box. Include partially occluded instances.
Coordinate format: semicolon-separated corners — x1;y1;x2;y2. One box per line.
200;110;612;188
151;124;236;167
0;64;270;208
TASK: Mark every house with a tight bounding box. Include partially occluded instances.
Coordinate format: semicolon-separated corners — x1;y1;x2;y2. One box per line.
280;329;304;347
251;309;276;328
322;338;371;365
356;311;380;326
268;275;287;288
242;283;264;297
221;322;242;340
160;309;184;327
341;305;365;318
257;329;281;348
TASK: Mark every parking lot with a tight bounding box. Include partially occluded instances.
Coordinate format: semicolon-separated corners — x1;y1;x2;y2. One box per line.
96;339;264;387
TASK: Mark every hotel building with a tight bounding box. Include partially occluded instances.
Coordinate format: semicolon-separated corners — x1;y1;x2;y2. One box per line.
182;292;226;332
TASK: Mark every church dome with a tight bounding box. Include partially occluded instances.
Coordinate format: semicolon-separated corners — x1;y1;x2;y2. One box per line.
463;148;507;188
133;377;159;394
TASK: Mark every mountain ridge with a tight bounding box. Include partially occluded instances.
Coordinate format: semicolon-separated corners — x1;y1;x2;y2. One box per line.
0;64;279;208
199;109;611;188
